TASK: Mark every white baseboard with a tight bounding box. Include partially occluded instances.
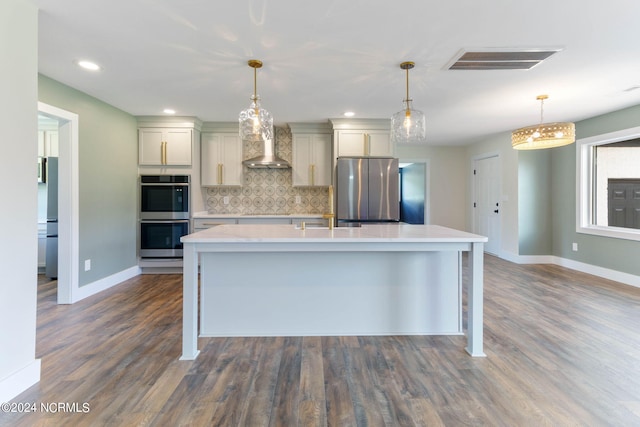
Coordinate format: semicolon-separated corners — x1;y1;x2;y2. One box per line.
551;256;640;288
499;250;640;289
0;359;41;403
72;265;141;303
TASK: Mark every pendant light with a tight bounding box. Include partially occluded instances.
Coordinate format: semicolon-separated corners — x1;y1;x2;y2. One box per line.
512;95;575;150
391;61;426;144
239;59;274;142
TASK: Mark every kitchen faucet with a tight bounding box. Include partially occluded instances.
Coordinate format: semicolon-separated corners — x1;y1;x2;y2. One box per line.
322;184;335;230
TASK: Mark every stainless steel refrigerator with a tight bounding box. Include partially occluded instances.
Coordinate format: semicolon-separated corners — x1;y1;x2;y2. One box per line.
336;157;399;225
45;157;58;279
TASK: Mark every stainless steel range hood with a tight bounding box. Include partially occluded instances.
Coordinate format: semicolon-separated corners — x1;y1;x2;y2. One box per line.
243;135;290;169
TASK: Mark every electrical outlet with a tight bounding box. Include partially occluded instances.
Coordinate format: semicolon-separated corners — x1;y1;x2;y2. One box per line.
572;242;578;252
84;259;91;271
223;196;229;205
295;196;301;204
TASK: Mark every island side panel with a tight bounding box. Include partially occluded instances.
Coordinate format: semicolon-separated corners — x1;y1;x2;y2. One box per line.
180;242;200;360
200;250;461;337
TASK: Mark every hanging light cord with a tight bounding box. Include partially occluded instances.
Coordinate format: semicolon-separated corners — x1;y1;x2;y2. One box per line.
537;94;548;128
253;66;258;101
400;61;415;115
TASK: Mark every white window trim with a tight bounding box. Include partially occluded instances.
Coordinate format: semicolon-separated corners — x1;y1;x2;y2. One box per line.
576;125;640;241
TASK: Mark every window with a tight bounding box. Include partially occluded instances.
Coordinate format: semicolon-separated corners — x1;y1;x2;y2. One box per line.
577;126;640;241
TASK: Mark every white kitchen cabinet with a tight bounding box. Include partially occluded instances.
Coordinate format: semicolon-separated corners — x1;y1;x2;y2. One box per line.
38;130;58;157
201;132;243;186
330;118;393;158
138;127;193;166
292;133;332;187
290;217;329;228
335;130;392;157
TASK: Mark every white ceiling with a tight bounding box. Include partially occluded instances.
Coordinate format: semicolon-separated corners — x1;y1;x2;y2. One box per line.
33;0;640;145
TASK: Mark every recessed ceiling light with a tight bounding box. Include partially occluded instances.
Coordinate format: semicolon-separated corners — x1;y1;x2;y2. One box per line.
163;108;176;115
76;60;101;71
343;111;355;117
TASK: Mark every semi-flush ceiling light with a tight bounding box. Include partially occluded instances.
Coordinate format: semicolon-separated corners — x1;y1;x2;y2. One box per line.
512;95;575;150
239;59;273;142
391;61;426;144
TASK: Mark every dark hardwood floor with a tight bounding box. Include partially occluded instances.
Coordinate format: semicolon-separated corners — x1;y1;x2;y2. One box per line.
2;256;640;426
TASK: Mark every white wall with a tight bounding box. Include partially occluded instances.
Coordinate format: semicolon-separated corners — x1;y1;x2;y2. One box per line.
396;144;467;231
0;0;41;401
465;132;520;257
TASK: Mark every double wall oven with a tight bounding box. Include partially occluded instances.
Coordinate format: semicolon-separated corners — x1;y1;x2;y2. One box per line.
139;175;190;259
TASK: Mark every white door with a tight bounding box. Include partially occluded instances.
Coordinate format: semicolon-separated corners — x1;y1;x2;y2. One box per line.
474;155;500;255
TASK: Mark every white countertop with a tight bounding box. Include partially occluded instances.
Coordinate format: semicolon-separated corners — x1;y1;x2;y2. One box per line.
182;223;487;244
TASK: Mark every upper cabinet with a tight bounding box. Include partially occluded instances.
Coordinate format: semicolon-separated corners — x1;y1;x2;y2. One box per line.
137;117;201;166
290;123;332;187
330;118;393;158
201;123;243;186
37;130;58;157
139;128;193;166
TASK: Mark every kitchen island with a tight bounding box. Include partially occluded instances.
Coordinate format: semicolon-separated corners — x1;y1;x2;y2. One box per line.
180;223;488;360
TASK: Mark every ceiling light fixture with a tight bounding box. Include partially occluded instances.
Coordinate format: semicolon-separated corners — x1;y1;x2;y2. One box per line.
76;60;101;71
512;95;575;150
391;61;426;144
163;108;176;115
239;59;273;142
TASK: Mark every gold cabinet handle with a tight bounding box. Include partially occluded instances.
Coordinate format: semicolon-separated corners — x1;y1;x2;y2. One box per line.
310;164;315;186
365;134;370;156
217;163;223;185
161;141;168;165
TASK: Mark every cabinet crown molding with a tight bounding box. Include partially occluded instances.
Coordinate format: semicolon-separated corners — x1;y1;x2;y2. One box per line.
136;116;202;130
288;122;333;134
329;118;391;131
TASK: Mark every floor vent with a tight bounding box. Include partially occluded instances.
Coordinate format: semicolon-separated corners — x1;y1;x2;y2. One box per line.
447;48;561;70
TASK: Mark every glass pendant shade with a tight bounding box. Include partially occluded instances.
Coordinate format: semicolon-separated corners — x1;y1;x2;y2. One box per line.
239;95;273;142
239;59;273;142
391;61;426;144
512;95;575;150
391;100;426;144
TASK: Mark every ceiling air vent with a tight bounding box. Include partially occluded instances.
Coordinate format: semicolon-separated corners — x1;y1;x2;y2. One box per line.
447;48;562;70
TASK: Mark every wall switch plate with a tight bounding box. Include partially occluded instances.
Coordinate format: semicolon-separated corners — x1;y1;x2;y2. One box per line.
84;259;91;271
572;243;578;251
223;196;229;205
295;196;301;204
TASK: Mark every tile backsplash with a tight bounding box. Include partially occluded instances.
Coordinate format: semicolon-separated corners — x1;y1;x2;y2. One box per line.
204;126;330;215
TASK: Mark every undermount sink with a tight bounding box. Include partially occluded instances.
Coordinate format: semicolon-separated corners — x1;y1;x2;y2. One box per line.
294;224;358;230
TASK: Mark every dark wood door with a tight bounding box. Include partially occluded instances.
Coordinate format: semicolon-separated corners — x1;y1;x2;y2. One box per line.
608;179;640;229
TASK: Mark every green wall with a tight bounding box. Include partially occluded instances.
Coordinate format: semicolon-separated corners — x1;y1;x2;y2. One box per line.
518;149;552;255
550;104;640;275
38;75;139;286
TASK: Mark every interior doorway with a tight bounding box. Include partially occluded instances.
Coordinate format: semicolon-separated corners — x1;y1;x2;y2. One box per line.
37;102;79;304
399;160;428;225
473;154;501;255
